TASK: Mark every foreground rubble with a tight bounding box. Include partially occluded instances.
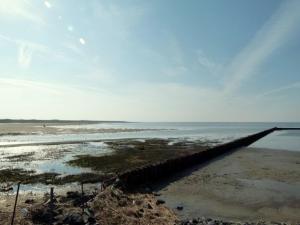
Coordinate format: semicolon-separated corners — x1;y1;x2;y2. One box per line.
179;218;295;225
15;185;177;225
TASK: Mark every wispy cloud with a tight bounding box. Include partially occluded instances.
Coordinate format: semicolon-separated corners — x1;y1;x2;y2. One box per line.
18;44;33;68
224;0;300;94
0;34;68;67
161;35;188;77
91;1;146;39
257;82;300;98
0;78;62;95
197;49;222;76
0;0;44;25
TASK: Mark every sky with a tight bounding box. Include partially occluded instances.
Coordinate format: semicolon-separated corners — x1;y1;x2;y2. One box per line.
0;0;300;122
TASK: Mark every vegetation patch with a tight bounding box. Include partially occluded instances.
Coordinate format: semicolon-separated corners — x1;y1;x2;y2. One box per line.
0;168;109;185
67;139;210;174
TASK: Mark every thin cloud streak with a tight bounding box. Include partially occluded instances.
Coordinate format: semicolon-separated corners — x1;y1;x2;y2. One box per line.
18;44;33;68
0;0;45;25
224;0;300;94
257;82;300;98
197;49;222;76
0;34;70;65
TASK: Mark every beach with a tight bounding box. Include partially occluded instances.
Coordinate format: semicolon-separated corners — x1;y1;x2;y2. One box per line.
156;147;300;224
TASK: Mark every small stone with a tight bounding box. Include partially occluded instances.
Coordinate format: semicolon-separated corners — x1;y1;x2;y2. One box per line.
88;216;96;223
63;212;84;225
192;218;199;224
177;205;184;210
66;191;80;199
136;210;143;218
147;203;153;209
156;199;165;205
25;199;34;204
118;199;127;207
208;221;216;225
144;187;152;193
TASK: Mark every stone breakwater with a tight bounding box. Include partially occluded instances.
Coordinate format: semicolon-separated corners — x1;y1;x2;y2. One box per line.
117;128;277;189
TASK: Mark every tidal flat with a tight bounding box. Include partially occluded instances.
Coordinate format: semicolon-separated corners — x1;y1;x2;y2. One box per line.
0;138;212;186
1;122;299;224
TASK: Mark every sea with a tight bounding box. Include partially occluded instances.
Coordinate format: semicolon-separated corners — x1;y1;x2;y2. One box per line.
0;122;299;151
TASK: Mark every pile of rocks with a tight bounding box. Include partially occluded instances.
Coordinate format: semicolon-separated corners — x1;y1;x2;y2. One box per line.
91;186;178;225
24;190;97;225
20;186;177;225
179;217;293;225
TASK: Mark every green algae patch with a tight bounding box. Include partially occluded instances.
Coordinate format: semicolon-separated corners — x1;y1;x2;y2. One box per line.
67;139;209;173
0;168;108;185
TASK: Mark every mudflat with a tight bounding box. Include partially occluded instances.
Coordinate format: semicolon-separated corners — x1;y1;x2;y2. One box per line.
156;147;300;223
0;122;153;136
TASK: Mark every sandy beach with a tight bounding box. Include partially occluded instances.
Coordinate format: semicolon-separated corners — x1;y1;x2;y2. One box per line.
156;147;300;223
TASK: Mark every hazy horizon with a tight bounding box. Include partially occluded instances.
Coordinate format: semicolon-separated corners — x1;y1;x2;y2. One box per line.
1;118;300;123
1;0;300;122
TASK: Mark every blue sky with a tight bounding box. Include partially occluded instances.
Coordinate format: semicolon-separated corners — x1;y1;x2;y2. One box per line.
0;0;299;122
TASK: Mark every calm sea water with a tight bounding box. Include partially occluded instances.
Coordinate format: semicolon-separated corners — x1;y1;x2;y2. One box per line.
0;122;299;151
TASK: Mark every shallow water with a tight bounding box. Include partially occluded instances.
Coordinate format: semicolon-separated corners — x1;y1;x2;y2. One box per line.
0;122;299;183
0;122;299;150
0;142;113;174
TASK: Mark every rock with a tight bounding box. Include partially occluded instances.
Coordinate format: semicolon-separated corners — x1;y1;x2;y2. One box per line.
66;191;81;199
153;192;161;196
136;209;143;218
207;221;216;225
156;199;165;205
0;186;13;192
192;218;199;224
124;208;137;217
147;203;153;209
30;206;58;224
136;199;144;205
62;212;85;225
20;208;29;217
25;199;35;204
177;205;184;210
144;187;152;193
88;216;96;223
45;179;52;184
84;208;95;217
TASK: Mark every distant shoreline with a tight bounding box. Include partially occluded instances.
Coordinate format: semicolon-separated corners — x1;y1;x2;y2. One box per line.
0;119;127;124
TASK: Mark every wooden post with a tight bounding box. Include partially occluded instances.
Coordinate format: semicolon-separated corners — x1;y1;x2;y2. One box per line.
50;187;54;207
81;182;84;214
11;182;21;225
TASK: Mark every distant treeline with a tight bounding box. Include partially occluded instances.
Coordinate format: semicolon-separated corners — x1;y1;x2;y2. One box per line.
0;119;126;124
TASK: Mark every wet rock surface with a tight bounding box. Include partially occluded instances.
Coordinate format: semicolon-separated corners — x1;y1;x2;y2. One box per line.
179;217;294;225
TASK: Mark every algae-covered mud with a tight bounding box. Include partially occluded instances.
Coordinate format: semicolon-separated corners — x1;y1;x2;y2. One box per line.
0;138;212;186
67;139;211;173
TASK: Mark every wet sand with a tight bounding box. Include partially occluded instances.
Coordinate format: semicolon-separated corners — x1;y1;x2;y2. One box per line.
0;122;155;136
156;147;300;223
